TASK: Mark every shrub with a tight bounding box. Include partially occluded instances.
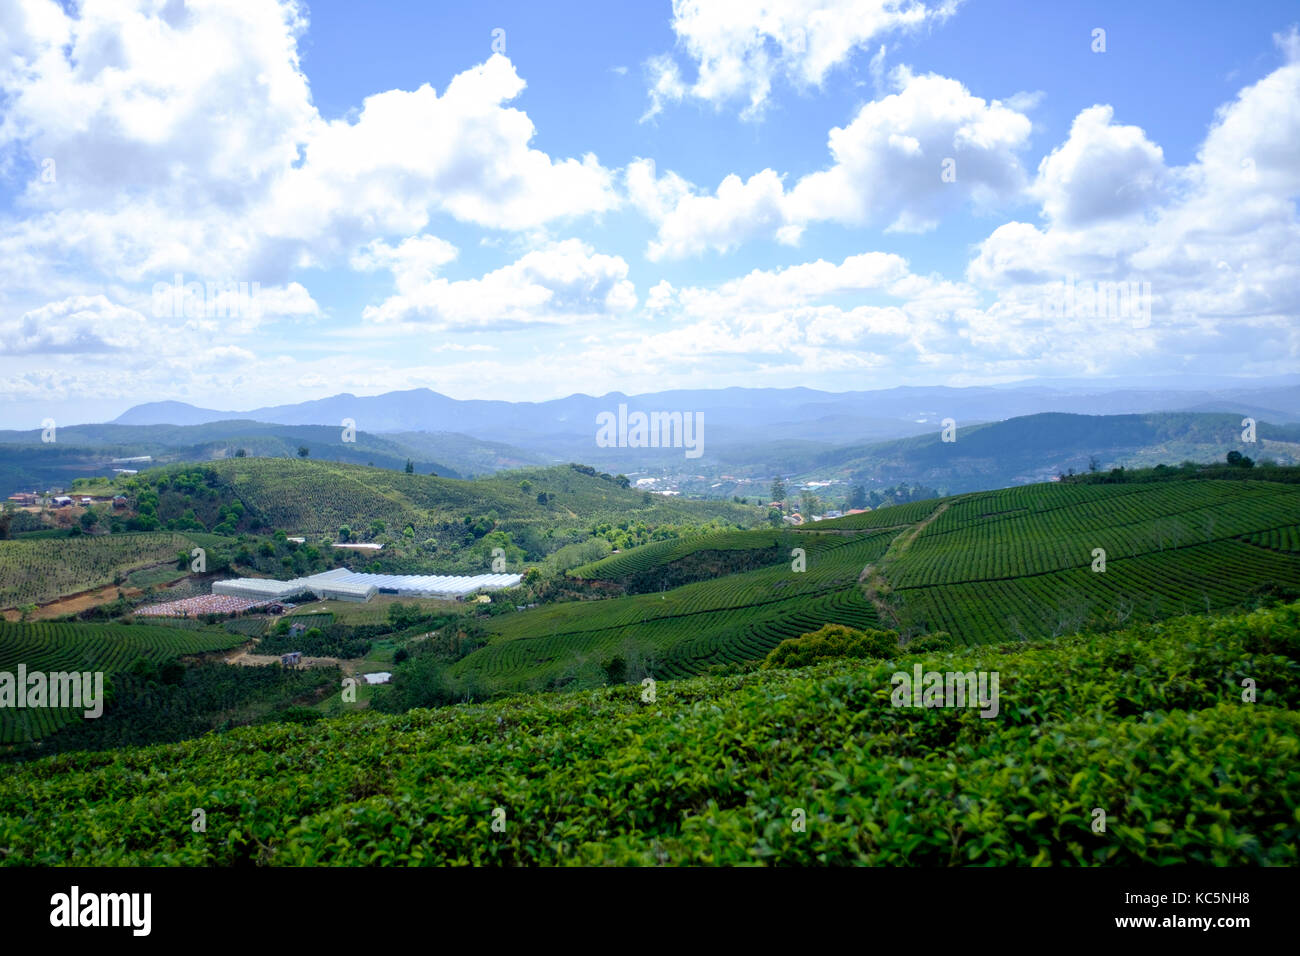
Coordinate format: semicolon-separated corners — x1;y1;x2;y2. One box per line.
906;630;955;653
602;656;628;684
277;707;323;724
762;623;899;669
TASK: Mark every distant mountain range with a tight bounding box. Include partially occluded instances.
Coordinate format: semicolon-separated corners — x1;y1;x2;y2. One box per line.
0;421;549;493
2;380;1298;496
111;381;1300;441
804;411;1300;494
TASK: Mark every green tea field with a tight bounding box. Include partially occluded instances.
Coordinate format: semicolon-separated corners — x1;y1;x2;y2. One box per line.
0;622;248;744
0;600;1294;865
449;476;1300;692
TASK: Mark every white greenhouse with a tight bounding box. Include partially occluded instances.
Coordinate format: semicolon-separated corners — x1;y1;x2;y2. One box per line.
211;567;522;604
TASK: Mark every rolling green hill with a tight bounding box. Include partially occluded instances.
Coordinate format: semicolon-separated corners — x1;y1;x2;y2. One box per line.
446;473;1300;694
1;458;762;610
0;600;1295;864
454;530;891;690
128;458;760;547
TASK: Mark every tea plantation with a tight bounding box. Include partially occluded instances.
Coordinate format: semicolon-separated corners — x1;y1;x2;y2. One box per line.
461;530;893;690
0;532;195;608
883;479;1300;644
0;622;248;743
450;477;1300;692
0;601;1294;865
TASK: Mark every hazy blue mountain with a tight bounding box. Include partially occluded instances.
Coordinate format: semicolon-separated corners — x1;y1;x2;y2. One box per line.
110;382;1300;444
0;420;468;492
805;412;1299;494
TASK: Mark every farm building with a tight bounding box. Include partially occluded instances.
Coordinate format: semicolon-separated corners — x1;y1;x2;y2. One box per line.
211;567;522;603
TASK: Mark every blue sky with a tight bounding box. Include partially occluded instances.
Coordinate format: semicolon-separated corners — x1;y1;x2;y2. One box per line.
0;0;1297;426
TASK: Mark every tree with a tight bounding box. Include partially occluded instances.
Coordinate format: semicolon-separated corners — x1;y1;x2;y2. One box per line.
848;485;867;510
405;459;414;474
1088;455;1100;473
801;491;820;518
338;525;351;542
297;446;309;458
770;477;786;505
767;507;784;527
234;448;247;458
79;509;97;532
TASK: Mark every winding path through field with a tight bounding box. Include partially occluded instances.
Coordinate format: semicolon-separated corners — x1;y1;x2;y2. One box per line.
857;498;957;628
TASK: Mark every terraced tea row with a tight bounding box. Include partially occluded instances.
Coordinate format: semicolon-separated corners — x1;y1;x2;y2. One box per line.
0;622;248;743
889;481;1300;588
895;536;1300;645
0;533;195;608
467;478;1300;685
453;585;879;688
488;532;889;643
1247;525;1300;552
450;531;890;690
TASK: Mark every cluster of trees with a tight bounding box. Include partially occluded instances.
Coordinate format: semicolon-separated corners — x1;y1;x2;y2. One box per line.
1064;455;1297;486
337;519;387;542
849;482;940;510
588;519;703;552
261;621;371;659
762;624;902;669
569;463;631;488
110;468;263;536
227;531;333;578
369;611;493;712
766;478;938;516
